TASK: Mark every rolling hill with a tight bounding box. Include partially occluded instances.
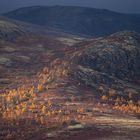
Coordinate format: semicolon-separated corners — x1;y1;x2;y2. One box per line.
0;16;82;43
0;30;140;140
0;17;26;41
72;31;140;83
3;6;140;37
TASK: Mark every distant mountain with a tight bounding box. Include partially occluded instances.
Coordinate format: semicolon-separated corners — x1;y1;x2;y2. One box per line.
0;16;82;43
3;6;140;37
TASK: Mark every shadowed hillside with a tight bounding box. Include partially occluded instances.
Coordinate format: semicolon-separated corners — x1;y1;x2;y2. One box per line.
0;18;26;41
72;31;140;83
3;6;140;37
0;16;83;43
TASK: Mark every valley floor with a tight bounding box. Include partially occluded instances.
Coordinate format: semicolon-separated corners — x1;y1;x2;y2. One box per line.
0;85;140;140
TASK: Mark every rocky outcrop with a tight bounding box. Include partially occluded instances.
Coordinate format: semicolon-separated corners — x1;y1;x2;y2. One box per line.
72;65;121;87
74;31;140;83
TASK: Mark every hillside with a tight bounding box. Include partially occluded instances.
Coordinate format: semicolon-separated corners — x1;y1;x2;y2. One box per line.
0;31;140;140
0;18;26;41
72;31;140;83
3;6;140;37
0;16;82;43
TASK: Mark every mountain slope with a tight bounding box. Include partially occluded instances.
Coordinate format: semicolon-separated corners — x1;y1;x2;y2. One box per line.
0;16;83;43
0;30;140;140
0;17;26;41
71;31;140;84
3;6;140;37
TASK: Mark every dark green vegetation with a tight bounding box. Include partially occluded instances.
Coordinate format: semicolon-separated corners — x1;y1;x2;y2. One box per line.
4;6;140;37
